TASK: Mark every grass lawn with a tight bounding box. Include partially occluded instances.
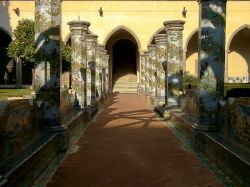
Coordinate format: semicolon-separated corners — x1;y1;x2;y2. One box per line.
0;88;32;100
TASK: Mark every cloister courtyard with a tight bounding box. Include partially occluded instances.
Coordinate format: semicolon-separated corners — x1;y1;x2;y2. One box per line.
0;0;250;187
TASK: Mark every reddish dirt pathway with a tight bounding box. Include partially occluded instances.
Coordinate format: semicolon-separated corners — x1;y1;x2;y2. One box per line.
47;93;222;187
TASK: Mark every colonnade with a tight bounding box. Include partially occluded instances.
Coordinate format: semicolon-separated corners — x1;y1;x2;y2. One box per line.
139;0;227;130
139;20;185;108
34;0;226;131
68;20;110;111
34;0;109;131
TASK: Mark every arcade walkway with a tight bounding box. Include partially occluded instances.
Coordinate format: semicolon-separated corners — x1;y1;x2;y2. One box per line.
47;94;222;187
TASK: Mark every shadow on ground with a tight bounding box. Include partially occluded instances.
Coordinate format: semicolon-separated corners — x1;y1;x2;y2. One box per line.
46;93;223;187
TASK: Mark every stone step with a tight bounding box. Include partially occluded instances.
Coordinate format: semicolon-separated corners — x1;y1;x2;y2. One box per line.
114;82;137;84
115;80;137;83
113;88;138;92
114;83;137;86
114;79;137;82
113;74;138;93
113;85;137;89
113;74;137;81
113;89;137;93
113;84;137;88
113;84;137;86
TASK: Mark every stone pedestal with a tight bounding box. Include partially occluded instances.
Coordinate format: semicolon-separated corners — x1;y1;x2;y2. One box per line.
164;20;185;107
67;20;90;110
86;34;98;107
154;34;168;106
195;0;227;130
34;0;63;131
147;45;157;99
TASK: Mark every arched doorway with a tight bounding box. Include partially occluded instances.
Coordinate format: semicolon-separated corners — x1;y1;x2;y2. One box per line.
185;30;198;76
228;26;250;83
105;27;140;92
112;39;137;81
0;28;13;84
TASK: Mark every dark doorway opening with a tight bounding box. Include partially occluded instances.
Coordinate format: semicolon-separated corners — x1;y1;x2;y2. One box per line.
105;28;139;90
0;29;12;84
112;39;136;82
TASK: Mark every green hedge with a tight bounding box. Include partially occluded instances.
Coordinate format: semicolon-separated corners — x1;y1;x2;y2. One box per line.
224;83;250;90
0;88;31;99
224;83;250;97
183;82;250;97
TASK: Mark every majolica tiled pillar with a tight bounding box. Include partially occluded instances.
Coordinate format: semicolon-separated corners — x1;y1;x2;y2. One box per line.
34;0;62;130
68;20;90;110
144;51;150;95
101;68;106;96
86;34;98;107
100;47;107;96
96;45;102;98
147;45;157;99
196;0;226;130
104;54;110;95
140;53;146;93
155;34;168;106
164;20;185;106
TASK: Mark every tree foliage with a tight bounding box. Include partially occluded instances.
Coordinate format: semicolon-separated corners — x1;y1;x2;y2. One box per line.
62;42;71;72
7;19;35;65
7;18;72;87
183;71;198;90
7;18;72;71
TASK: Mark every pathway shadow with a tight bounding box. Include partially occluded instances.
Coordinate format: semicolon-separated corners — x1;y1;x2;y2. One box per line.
92;93;158;130
46;93;224;187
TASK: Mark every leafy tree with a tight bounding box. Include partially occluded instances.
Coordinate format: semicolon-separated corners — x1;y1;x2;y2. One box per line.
62;42;71;73
7;19;72;88
183;71;198;90
7;19;35;88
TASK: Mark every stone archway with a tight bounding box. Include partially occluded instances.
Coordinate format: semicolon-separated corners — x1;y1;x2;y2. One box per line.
64;29;95;46
185;30;198;76
148;27;165;46
105;27;140;92
0;28;12;84
227;26;250;83
65;33;71;45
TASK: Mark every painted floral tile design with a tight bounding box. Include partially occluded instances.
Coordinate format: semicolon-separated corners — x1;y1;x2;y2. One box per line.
198;0;226;128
